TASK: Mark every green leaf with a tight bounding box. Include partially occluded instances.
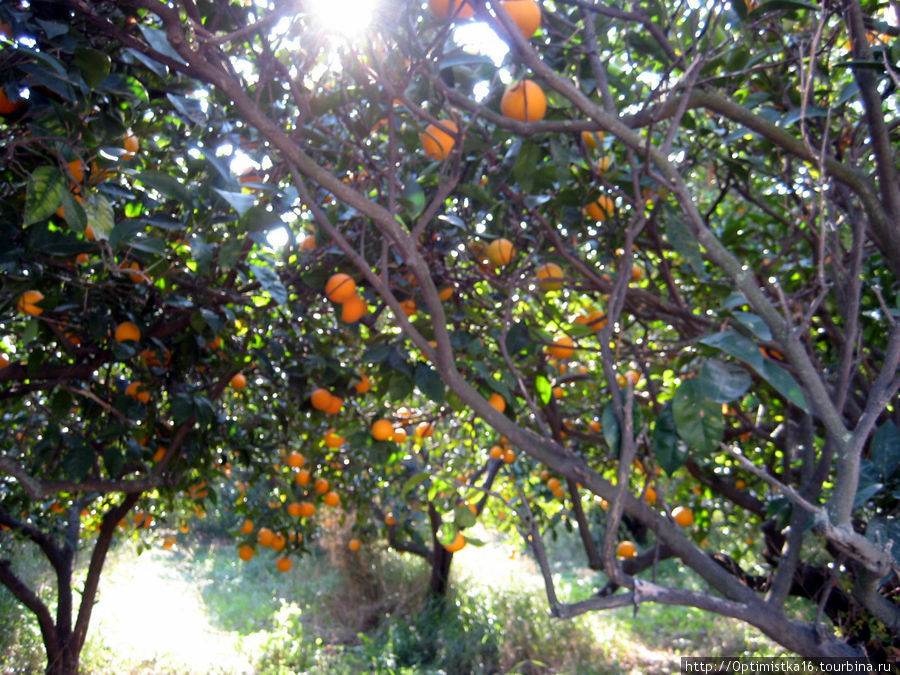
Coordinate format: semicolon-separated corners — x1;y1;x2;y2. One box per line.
454;504;477;528
57;190;87;230
251;265;288;305
602;401;620;456
84;193;115;240
362;343;391;363
731;311;772;341
698;359;752;402
137;24;188;66
214;188;256;217
400;180;425;219
505;322;529;355
388;372;414;401
535;374;552;405
748;0;818;19
402;472;429;496
415;364;445;403
652;403;684;475
24;166;65;225
103;446;125;478
666;217;703;275
62;436;93;482
671;379;723;454
135;171;194;206
75;47;111;88
759;360;808;411
870;421;900;482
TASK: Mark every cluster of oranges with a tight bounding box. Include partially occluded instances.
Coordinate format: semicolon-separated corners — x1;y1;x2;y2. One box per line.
325;273;368;323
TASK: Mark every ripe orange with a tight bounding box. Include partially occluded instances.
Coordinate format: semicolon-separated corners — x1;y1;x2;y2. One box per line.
385;514;397;526
535;262;564;290
240;519;254;534
276;557;292;572
485;238;515;267
575;310;607;331
586;195;614;221
114;321;141;342
644;485;657;505
0;88;20;115
324;430;345;448
67;159;85;184
672;506;694;527
488;393;506;413
324;395;343;415
499;0;541;38
122;132;139;160
125;382;150;404
257;527;275;547
588;419;602;433
429;0;474;18
238;545;254;561
311;388;333;411
270;534;287;551
581;130;604;149
287;502;303;517
489;445;504;459
547;335;575;360
325;273;357;303
444;531;466;553
500;80;547;122
438;286;454;301
372;419;394;441
399;299;417;316
295;469;311;486
230;372;247;390
354;374;371;394
616;540;637;558
341;293;368;323
735;479;747;489
392;427;407;442
298;501;315;517
348;538;361;551
422;120;458;160
287;451;305;468
300;235;316;251
162;536;176;550
17;290;45;316
84;225;95;241
323;491;340;507
415;421;435;438
503;448;516;463
596;155;612;174
314;477;329;494
0;354;11;369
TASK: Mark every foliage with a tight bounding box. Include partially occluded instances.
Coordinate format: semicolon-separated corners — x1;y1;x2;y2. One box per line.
1;0;899;670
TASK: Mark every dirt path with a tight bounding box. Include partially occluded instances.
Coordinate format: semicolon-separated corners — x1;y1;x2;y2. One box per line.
87;547;254;674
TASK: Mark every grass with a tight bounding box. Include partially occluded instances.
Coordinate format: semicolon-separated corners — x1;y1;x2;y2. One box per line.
1;521;790;674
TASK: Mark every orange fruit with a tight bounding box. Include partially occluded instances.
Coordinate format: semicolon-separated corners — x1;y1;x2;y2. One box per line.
348;538;361;551
298;501;315;517
1;353;13;368
438;286;454;301
122;132;139;160
114;321;141;343
287;502;303;517
503;448;516;463
0;88;20;115
372;418;394;441
324;395;343;415
295;469;311;486
596;155;612;174
314;477;329;494
300;235;316;251
152;446;166;462
488;393;506;413
311;388;333;411
270;534;287;551
325;273;357;303
672;506;694;527
415;421;435;438
586;195;614;221
324;430;345;448
385;514;397;526
444;531;466;553
240;519;254;534
341;293;368;322
535;262;564;290
644;486;657;505
547;335;575;360
276;557;292;572
588;419;602;433
124;382;150;404
500;80;546;122
428;0;475;18
422;120;458;160
323;491;340;507
616;540;637;558
84;225;95;241
489;445;504;459
354;374;371;394
399;299;417;316
392;428;407;442
575;310;607;331
230;372;247;390
162;536;176;550
238;545;254;561
257;527;275;547
287;451;305;468
581;130;604;149
485;238;515;267
547;477;561;491
17;290;45;316
67;159;85;184
499;0;541;38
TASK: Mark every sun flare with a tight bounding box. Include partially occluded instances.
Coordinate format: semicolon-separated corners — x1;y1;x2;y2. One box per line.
306;0;380;37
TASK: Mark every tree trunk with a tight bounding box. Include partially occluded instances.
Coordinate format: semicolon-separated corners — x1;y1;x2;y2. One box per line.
427;502;453;596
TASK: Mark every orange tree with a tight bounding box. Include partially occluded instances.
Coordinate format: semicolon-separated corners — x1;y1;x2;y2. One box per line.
2;0;900;670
